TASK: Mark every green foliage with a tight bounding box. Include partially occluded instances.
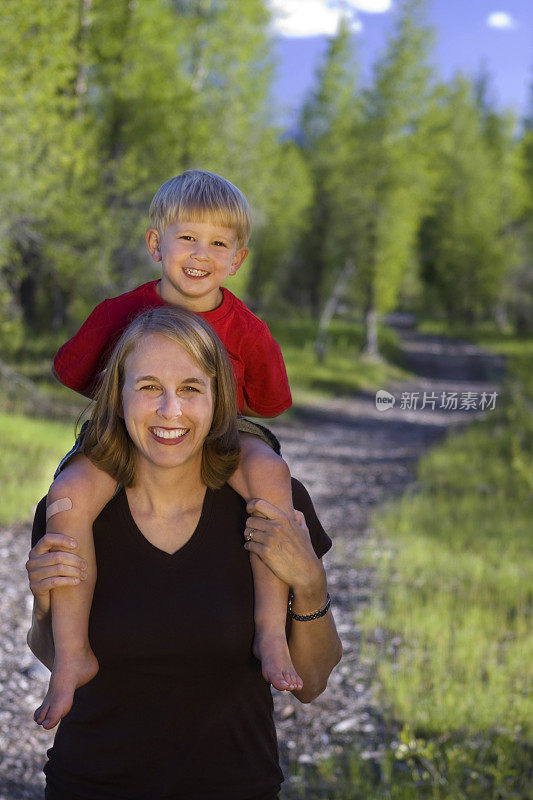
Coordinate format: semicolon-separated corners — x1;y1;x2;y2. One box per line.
506;117;533;334
2;0;531;348
1;0;313;331
246;140;313;307
282;729;532;799
0;0;107;329
294;0;438;356
389;726;533;800
354;0;437;320
419;76;526;325
297;19;362;315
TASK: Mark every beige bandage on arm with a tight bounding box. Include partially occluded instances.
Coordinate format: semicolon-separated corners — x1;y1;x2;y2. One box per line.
45;497;73;522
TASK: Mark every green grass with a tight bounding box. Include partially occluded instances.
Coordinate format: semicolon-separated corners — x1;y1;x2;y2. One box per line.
0;413;76;524
355;329;533;796
282;730;533;799
362;419;533;736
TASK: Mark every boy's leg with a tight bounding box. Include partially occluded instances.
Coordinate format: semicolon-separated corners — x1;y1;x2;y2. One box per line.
230;433;303;692
34;455;117;729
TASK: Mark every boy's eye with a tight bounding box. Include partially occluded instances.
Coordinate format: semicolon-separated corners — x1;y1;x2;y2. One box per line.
212;241;227;247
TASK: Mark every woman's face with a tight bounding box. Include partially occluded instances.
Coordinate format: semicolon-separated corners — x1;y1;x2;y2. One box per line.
121;333;214;476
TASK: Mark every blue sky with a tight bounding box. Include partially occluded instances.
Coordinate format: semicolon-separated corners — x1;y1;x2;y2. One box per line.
269;0;532;128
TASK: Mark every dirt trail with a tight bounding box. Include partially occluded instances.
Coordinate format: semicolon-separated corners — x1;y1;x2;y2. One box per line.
0;326;504;799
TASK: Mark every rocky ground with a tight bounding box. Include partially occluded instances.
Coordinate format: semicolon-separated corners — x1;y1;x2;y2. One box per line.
0;325;504;799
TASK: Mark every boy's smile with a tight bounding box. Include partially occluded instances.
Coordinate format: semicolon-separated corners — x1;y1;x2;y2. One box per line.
146;219;248;312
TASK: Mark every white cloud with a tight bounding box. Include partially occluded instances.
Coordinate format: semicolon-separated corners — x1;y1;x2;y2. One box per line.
270;0;345;36
486;11;517;29
350;0;392;11
270;0;392;38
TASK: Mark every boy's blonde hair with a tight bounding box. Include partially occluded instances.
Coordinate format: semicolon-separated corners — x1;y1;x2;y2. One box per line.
83;306;240;490
149;170;251;248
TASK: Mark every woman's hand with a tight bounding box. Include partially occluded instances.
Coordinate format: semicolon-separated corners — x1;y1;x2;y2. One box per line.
26;533;87;619
243;499;326;600
244;498;342;703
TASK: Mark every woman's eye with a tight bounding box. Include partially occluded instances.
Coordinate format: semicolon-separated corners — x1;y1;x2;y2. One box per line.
182;386;199;393
140;385;158;391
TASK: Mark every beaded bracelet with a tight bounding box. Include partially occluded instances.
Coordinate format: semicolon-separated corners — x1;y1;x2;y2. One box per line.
288;592;331;622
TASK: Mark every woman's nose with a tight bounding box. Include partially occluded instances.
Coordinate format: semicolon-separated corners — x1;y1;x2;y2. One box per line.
157;393;183;419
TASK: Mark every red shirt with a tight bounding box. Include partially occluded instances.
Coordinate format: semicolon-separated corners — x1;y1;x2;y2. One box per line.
53;281;292;416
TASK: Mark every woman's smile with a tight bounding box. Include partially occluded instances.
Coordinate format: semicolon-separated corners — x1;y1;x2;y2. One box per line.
149;426;189;444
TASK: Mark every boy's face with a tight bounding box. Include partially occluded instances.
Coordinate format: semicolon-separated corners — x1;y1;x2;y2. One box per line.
146;219;248;312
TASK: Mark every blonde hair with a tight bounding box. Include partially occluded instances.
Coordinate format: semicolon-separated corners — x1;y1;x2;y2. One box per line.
83;306;240;489
149;170;251;248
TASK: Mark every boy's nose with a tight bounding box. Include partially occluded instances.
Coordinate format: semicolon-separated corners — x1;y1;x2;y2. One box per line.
157;394;183;419
191;242;209;260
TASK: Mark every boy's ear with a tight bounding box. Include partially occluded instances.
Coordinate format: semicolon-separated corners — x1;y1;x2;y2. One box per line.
229;247;248;276
145;228;162;262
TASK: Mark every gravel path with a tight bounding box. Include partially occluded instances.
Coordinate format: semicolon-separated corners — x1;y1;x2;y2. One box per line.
0;326;504;799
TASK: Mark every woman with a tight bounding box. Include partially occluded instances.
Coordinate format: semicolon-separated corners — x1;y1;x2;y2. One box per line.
26;306;342;800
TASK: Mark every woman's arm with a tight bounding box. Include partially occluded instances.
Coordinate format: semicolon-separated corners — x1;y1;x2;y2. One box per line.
285;558;342;703
244;499;342;703
26;532;87;669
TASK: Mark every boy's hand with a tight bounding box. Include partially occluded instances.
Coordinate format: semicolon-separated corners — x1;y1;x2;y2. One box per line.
26;534;87;618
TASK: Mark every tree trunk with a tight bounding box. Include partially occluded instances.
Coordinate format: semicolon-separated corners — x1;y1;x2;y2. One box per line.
314;259;356;363
363;307;380;360
494;301;508;332
19;274;38;329
51;283;67;332
74;0;93;116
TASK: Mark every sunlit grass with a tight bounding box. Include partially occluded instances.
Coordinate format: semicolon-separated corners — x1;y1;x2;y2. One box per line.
360;393;533;738
0;413;75;524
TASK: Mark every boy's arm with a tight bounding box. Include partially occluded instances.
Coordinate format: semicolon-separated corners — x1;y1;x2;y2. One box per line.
241;399;286;419
53;286;155;397
52;364;105;400
241;323;292;417
53;300;115;396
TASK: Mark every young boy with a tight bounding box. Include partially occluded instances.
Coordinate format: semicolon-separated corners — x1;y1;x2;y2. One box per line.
35;170;303;730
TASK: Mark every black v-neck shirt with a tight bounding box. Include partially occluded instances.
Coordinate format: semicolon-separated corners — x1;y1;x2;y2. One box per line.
32;480;332;800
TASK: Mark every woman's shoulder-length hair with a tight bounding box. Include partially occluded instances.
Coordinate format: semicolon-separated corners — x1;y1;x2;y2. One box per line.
82;305;240;489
